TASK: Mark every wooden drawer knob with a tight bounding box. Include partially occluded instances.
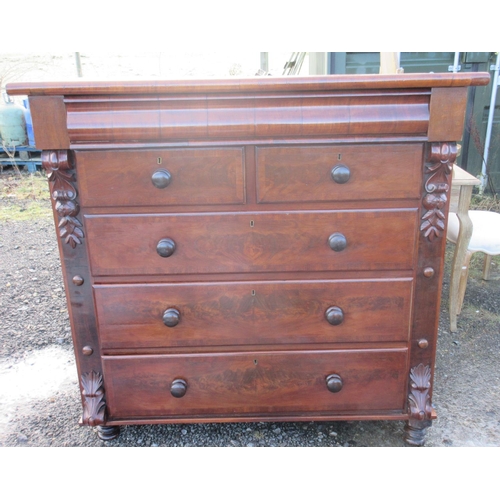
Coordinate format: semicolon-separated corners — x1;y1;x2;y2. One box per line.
326;374;343;393
331;164;350;184
328;232;347;252
163;308;180;327
157;238;176;257
170;379;187;398
152;169;172;189
325;306;344;325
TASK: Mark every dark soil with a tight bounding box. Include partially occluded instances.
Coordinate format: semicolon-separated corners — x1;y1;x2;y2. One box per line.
1;173;499;447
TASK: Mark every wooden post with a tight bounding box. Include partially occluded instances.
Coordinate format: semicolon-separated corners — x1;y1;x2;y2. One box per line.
309;52;328;75
379;52;401;74
75;52;83;78
260;53;268;74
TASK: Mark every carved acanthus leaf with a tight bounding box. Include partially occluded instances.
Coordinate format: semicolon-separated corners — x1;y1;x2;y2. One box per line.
420;143;456;241
42;150;83;247
407;363;433;421
81;371;106;426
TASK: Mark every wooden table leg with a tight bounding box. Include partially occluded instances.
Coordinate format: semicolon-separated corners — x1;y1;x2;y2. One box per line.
449;185;474;332
483;254;493;280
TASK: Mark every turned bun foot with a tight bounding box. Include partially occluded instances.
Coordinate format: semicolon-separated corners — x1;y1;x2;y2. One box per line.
97;425;120;441
403;419;432;446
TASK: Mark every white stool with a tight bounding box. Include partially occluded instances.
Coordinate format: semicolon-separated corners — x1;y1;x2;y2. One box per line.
447;210;500;329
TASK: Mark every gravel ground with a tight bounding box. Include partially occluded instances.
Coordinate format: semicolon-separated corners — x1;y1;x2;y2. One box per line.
1;174;499;448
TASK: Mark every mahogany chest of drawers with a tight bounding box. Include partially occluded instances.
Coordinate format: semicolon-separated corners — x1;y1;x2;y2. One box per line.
8;72;489;445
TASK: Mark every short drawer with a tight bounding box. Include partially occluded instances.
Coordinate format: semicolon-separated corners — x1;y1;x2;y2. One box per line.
85;209;418;276
95;279;413;350
76;148;245;207
102;348;408;418
256;144;423;203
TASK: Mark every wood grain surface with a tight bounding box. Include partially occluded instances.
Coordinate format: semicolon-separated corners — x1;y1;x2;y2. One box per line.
256;143;423;203
94;278;413;349
102;348;408;418
85;209;418;276
8;73;490;442
7;72;490;95
76;148;245;207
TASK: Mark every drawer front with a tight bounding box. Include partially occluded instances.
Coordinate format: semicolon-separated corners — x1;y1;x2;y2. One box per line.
76;148;245;207
85;209;418;276
103;349;408;418
95;279;413;349
256;144;423;203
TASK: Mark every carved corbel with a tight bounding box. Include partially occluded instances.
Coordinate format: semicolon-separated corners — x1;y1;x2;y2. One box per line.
42;150;84;248
407;363;433;421
81;371;106;426
420;142;456;241
404;363;433;445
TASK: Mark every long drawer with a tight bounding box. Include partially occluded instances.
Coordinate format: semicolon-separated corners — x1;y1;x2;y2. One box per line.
95;279;413;350
256;144;423;203
76;148;245;207
85;209;418;276
102;349;408;418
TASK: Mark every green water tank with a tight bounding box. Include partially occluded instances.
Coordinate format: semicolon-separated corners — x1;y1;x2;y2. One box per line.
0;96;27;147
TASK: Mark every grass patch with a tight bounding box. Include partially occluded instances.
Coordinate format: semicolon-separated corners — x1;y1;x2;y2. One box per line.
0;171;49;200
470;191;500;213
0;200;52;221
467;252;500;279
0;171;52;221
